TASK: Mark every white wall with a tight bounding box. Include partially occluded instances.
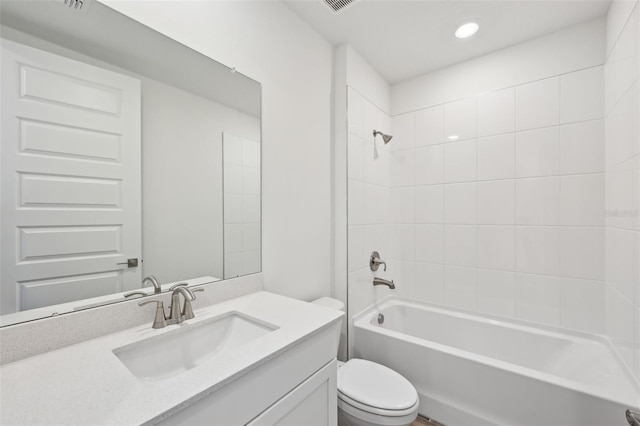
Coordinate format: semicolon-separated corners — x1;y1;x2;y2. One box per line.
380;19;607;335
104;0;334;300
604;0;640;381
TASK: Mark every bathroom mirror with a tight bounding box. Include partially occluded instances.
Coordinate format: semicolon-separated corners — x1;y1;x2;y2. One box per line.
0;0;261;326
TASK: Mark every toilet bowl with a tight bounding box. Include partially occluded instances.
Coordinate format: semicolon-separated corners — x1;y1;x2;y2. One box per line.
311;298;419;426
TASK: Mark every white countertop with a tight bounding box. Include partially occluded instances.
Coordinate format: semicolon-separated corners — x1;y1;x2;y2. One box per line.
0;291;343;425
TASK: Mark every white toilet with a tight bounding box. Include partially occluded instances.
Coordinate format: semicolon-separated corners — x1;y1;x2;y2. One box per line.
312;297;420;426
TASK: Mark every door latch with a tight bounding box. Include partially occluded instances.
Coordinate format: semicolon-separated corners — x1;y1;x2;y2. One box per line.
117;258;139;268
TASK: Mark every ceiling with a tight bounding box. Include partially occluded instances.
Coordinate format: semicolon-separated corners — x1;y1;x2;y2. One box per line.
283;0;612;84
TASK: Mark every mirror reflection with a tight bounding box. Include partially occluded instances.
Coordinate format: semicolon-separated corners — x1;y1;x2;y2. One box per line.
0;0;261;326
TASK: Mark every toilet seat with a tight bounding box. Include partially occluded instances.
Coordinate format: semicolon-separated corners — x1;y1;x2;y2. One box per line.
338;392;419;417
337;359;419;419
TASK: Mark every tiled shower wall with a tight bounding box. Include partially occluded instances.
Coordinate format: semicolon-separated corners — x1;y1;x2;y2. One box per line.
347;87;395;317
604;0;640;380
387;66;606;334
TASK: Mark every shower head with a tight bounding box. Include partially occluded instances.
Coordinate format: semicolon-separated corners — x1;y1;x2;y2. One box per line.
373;130;393;144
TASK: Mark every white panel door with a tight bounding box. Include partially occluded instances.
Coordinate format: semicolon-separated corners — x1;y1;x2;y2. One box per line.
1;39;142;314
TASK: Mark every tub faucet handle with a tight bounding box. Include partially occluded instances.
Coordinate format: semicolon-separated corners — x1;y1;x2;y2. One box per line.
370;251;387;271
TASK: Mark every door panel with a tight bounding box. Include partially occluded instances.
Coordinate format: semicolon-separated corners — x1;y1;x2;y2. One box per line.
1;39;141;313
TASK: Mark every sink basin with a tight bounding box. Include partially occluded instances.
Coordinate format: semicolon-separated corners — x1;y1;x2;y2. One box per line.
113;312;277;381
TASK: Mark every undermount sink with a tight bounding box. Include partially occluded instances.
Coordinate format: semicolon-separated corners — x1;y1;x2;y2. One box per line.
113;312;277;381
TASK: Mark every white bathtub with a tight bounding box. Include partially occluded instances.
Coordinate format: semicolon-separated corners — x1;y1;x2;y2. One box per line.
352;297;640;426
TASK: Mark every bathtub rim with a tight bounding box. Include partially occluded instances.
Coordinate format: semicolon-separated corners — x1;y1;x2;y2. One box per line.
352;295;640;410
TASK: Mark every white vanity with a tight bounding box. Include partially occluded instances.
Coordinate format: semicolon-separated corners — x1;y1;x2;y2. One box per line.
0;292;343;425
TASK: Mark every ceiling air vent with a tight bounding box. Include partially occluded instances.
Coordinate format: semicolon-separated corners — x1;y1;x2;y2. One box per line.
59;0;93;14
322;0;356;14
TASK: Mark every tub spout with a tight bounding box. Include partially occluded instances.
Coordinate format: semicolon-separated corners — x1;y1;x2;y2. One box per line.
373;277;395;289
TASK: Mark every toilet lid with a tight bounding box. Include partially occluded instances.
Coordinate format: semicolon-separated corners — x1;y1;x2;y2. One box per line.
337;359;418;411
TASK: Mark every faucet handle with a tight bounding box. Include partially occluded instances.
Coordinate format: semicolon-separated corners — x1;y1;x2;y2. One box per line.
370;251;387;271
191;288;204;300
169;282;188;291
138;299;167;329
124;290;148;299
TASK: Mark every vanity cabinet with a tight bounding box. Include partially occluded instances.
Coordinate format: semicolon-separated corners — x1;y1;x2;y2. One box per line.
247;360;337;426
158;323;339;426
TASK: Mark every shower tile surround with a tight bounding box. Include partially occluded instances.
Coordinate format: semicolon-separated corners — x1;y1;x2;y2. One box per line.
345;17;632;370
604;0;640;380
350;68;607;332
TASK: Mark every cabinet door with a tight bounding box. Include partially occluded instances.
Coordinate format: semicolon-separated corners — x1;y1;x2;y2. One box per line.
247;359;337;426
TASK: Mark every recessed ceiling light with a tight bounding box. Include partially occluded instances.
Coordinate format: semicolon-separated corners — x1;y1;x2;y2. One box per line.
448;135;459;141
455;22;479;39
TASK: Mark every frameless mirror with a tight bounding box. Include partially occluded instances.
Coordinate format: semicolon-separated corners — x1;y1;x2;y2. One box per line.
0;0;261;326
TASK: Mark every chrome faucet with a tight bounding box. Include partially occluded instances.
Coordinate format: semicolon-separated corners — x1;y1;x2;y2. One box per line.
373;277;395;289
143;276;162;294
138;283;204;328
124;275;163;299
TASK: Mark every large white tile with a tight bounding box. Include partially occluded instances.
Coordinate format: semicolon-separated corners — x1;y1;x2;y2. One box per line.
516;77;560;131
242;250;261;275
364;141;390;187
223;138;242;165
444;183;476;224
606;227;639;304
444;265;477;310
515;273;561;326
560;120;604;174
348;180;365;225
561;66;604;124
606;82;640;169
606;286;636;370
393;261;416;299
224;224;243;253
560;227;605;280
242;195;260;223
444;225;476;267
477;133;516;180
348;88;366;139
477;87;515;137
516;226;561;276
224;163;243;194
445;139;477;183
224;252;243;279
390;150;415;187
348;225;365;272
477;225;515;271
242;139;260;169
390;187;415;224
224;194;242;224
365;225;392;266
477;180;515;225
242;166;260;195
561;278;605;333
415;145;444;185
390;224;416;261
242;223;261;251
477;269;516;317
416;105;444;147
445;97;476;142
561;174;605;226
415;185;444;224
414;262;445;303
391;113;416;152
516;177;561;225
415;224;444;264
515;126;560;178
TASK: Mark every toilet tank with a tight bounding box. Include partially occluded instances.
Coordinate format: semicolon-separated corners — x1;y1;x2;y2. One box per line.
311;297;344;312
